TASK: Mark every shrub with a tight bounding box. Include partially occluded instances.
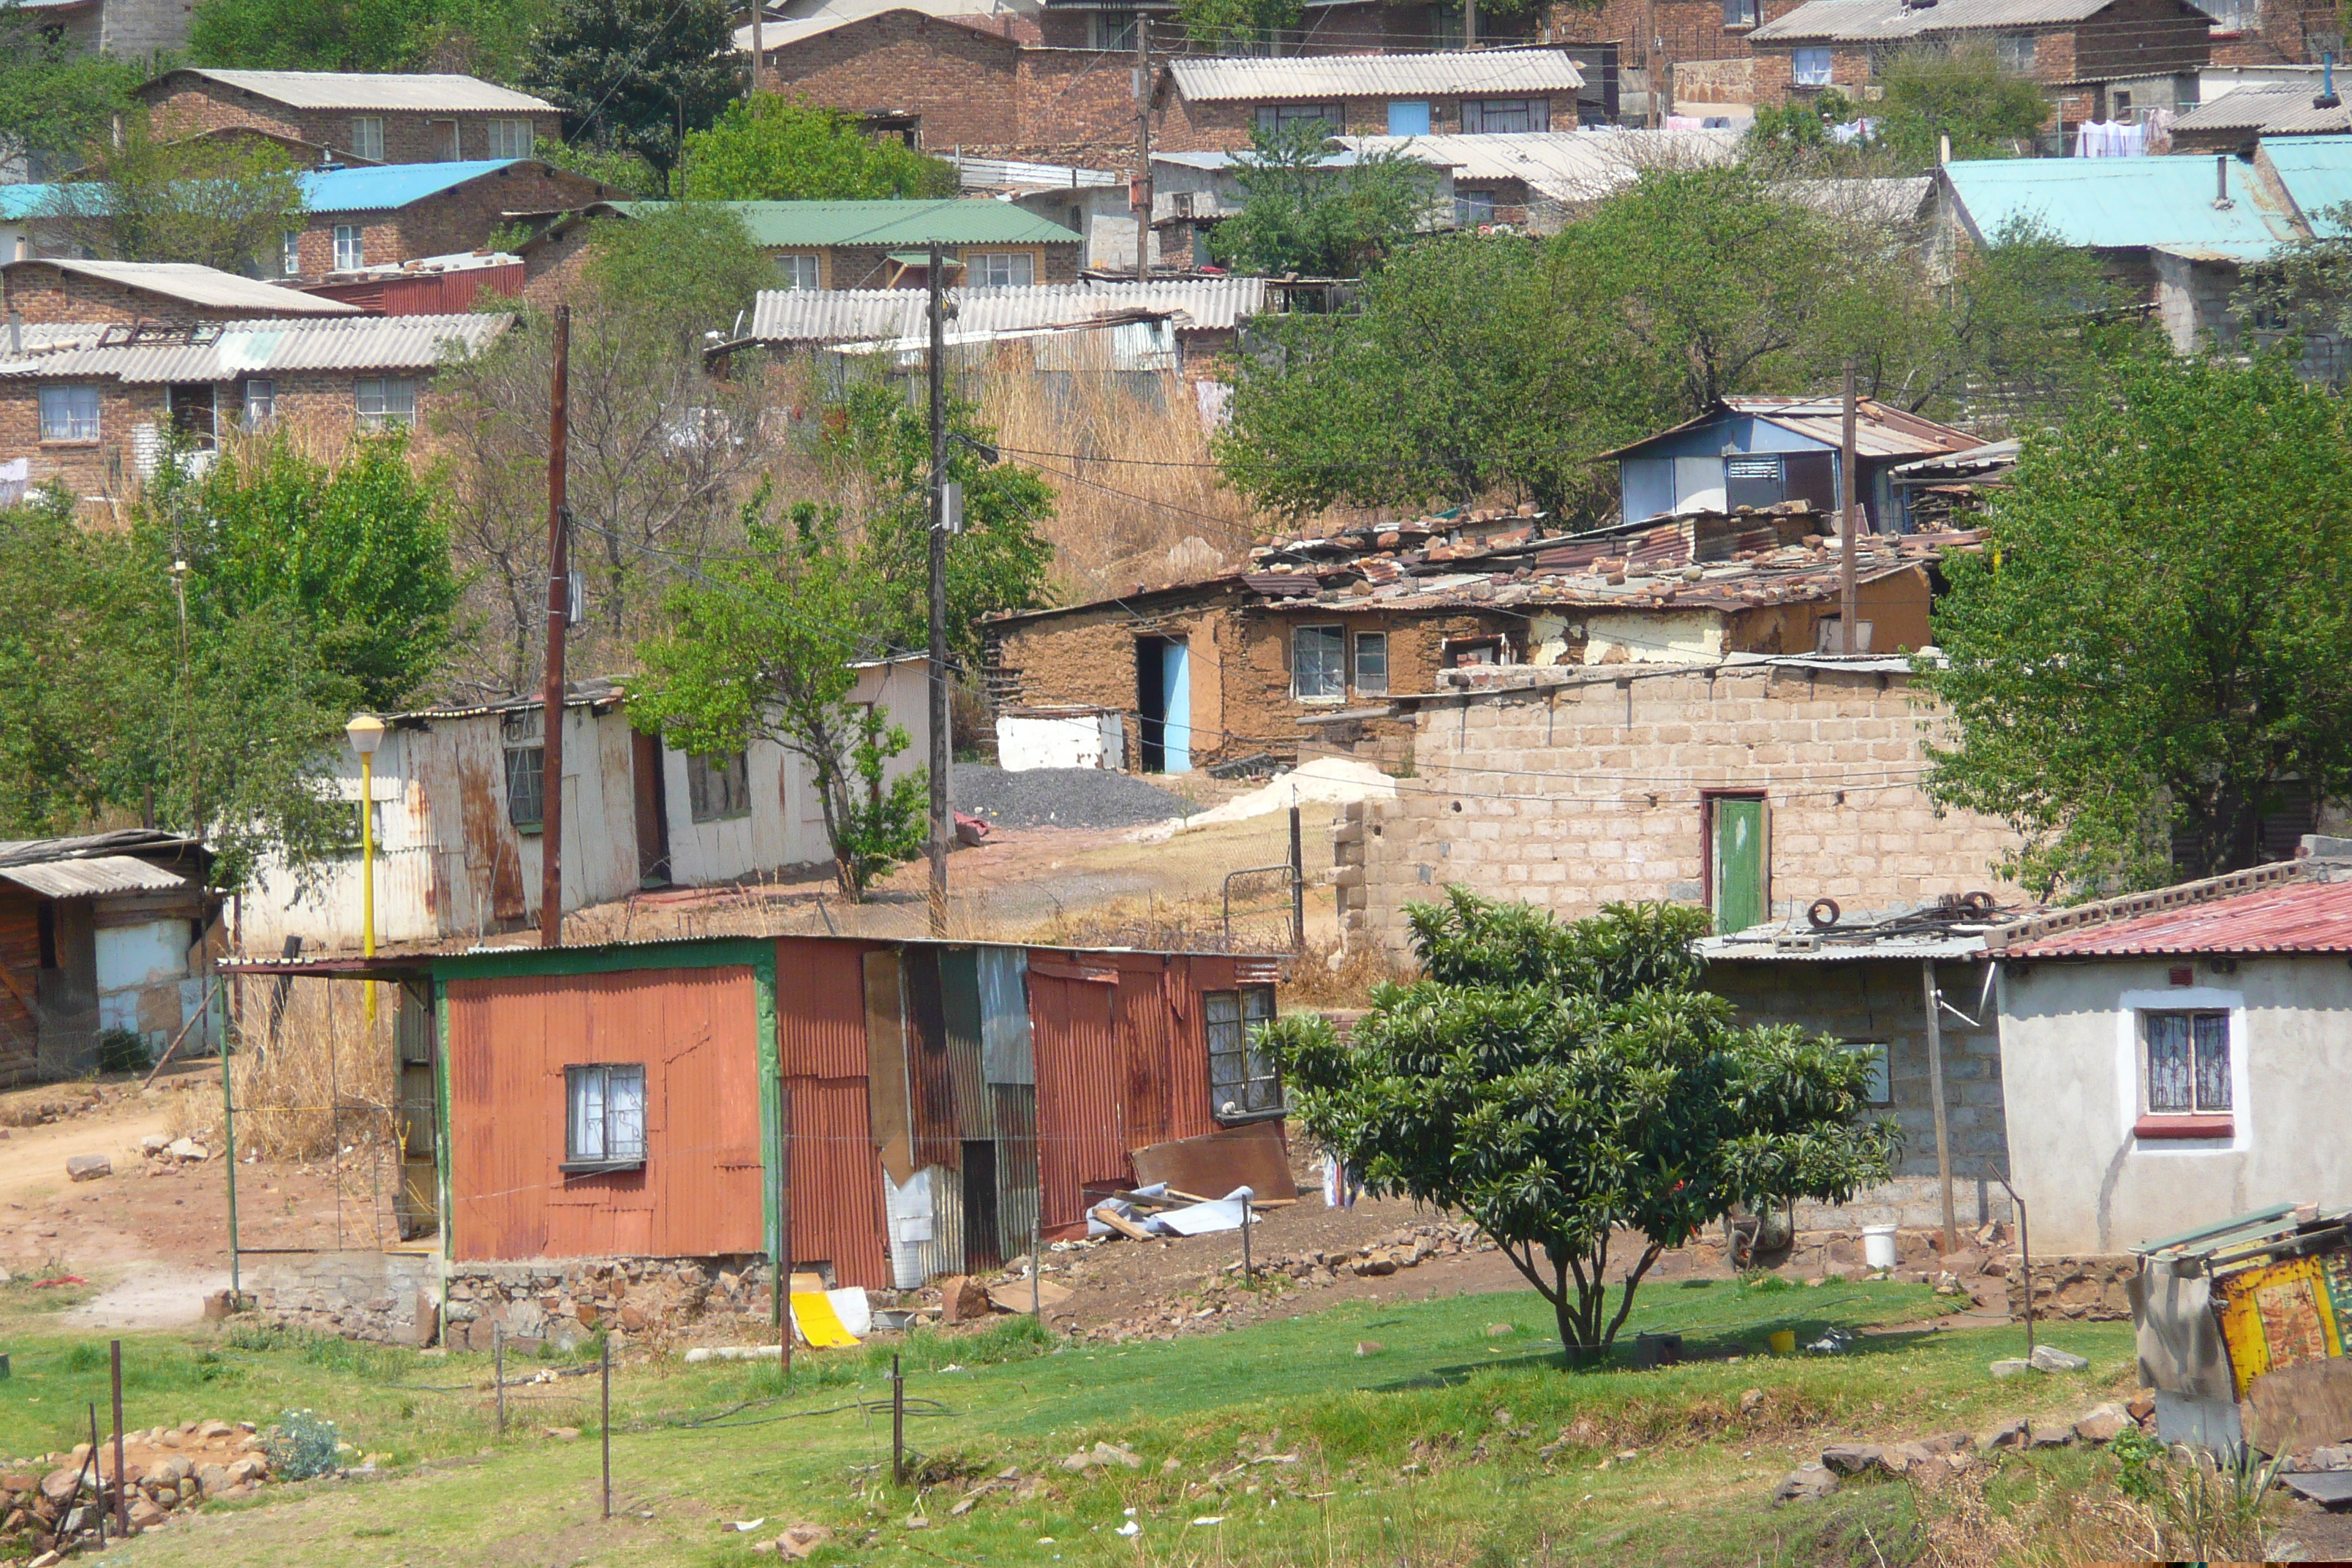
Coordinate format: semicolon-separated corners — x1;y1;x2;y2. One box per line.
263;1409;342;1480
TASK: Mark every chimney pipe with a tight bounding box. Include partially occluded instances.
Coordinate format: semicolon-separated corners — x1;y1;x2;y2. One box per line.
2214;154;2233;208
7;310;20;355
2318;50;2340;110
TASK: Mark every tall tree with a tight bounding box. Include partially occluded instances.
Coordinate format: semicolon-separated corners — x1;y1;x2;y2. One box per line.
0;11;140;181
1209;119;1441;279
1174;0;1301;50
1874;44;2051;167
1918;352;2352;897
679;96;957;201
1262;892;1898;1355
525;0;741;183
187;0;553;79
37;114;305;272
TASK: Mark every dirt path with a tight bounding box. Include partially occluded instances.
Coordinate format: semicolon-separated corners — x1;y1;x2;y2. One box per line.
0;1101;176;1207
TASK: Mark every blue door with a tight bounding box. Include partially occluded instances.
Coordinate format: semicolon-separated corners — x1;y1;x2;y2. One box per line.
1161;641;1191;774
1387;100;1431;136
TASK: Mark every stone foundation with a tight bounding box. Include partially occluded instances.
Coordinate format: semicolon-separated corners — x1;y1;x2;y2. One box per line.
247;1250;442;1345
442;1256;780;1351
1797;1177;2019;1233
2008;1254;2136;1322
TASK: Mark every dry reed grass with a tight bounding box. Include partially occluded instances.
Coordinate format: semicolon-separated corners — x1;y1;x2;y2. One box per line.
168;976;396;1162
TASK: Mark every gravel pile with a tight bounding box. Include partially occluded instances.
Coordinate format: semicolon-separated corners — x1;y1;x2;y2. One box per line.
954;764;1189;830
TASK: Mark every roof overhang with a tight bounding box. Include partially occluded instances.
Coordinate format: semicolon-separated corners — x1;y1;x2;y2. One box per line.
0;855;192;898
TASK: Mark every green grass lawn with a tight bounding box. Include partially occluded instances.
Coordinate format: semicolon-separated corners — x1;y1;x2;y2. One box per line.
0;1275;2141;1567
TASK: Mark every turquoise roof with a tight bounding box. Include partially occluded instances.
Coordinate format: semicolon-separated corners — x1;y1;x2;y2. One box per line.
0;159;528;222
608;199;1080;249
2261;135;2352;237
1943;155;2301;250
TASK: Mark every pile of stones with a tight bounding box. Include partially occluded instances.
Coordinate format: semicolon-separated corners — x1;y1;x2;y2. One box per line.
1774;1397;2147;1505
1;1420;272;1560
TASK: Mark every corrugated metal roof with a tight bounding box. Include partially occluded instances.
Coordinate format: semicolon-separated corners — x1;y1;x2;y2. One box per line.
2005;872;2352;956
299;159;534;215
2174;86;2352;135
1752;0;2110;42
1601;396;1980;462
957;154;1122;189
1942;154;2303;249
1167;48;1583;102
1697;930;1988;961
2148;240;2284;262
148;69;554;113
733;4;1015;54
1;259;361;316
747;277;1266;340
0;829;206;866
2261;135;2352;237
606;198;1079;248
0;312;512;382
1337;129;1741;201
0;854;192;898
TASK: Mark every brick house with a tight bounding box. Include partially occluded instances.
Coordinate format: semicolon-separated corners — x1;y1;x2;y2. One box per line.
1746;0;2214;128
285;159;618;281
986;502;1971;774
519;198;1085;300
2;258;363;327
3;0;193;68
0;312;510;519
2201;0;2340;68
135;69;561;166
1153;48;1587;152
1545;0;1821;118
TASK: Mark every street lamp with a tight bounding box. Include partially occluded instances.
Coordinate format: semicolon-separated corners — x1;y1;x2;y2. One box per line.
346;713;386;1024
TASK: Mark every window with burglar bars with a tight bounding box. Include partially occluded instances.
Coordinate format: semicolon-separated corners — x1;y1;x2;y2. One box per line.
1462;98;1548;133
1723;0;1759;25
1206;987;1281;1120
1256;102;1343;135
2144;1010;2230;1115
505;742;544;830
564;1063;647;1171
1293;625;1346;699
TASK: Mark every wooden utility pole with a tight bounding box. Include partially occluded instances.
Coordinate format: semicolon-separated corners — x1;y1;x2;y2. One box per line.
777;1082;794;1385
539;304;570;948
1463;0;1477;48
1134;17;1153;282
749;1;763;101
1839;358;1858;655
1922;960;1957;1254
1644;0;1661;127
926;243;950;937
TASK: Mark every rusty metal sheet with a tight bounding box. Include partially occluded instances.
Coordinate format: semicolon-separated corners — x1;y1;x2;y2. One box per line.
901;947;961;1171
2245;1357;2352;1455
862;950;914;1186
776;938;873;1078
940;947;994;1140
1130;1122;1297;1201
993;1082;1039;1255
785;1076;891;1291
1029;956;1128;1232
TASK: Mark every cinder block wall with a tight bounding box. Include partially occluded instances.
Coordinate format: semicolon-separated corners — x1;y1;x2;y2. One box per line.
1338;663;2026;952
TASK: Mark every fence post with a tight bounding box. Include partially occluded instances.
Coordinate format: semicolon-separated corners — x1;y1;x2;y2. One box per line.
1288;805;1305;951
110;1341;127;1538
600;1333;611;1520
494;1320;505;1433
891;1353;906;1485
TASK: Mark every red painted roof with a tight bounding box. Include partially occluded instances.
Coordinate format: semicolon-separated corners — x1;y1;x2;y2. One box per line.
2010;875;2352;957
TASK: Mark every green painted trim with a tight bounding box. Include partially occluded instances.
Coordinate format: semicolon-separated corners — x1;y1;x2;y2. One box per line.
750;943;781;1316
423;938;774;983
434;978;453;1310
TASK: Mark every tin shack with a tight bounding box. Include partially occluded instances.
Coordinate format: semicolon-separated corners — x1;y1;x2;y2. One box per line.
225;933;1284;1347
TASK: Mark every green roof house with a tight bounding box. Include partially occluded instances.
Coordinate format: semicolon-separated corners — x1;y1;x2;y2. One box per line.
521;198;1086;299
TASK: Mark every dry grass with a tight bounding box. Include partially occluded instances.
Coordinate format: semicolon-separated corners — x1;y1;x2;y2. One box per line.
168;977;396;1163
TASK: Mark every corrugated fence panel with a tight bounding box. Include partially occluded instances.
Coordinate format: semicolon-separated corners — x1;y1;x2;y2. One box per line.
1028;954;1127;1232
0;892;43;1083
939;947;994;1139
901;947;962;1170
978;946;1033;1085
1161;955;1224;1142
445;968;763;1262
993;1083;1040;1255
776;938;874;1078
1112;954;1177;1149
785;1076;891;1290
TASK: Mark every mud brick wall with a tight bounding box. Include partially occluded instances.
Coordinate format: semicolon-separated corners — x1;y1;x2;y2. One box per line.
248;1249;442;1345
2008;1254;2136;1322
1338;663;2026;956
443;1256;778;1349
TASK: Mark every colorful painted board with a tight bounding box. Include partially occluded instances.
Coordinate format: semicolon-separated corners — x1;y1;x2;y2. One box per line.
2215;1256;2346;1398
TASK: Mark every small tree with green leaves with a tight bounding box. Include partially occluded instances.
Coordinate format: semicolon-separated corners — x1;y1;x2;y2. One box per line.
1174;0;1300;50
1918;350;2352;897
680;96;957;201
1259;892;1899;1356
628;495;926;898
1210;119;1440;279
37;113;306;271
0;18;140;181
525;0;740;183
1875;44;2050;167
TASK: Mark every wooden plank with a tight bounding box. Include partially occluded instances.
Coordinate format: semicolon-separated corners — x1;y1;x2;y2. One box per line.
1129;1120;1299;1202
1090;1204;1151;1241
2244;1356;2352;1455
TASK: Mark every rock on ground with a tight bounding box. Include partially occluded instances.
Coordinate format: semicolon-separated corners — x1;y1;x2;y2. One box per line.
2030;1343;2091;1373
1774;1463;1839;1505
67;1153;110;1181
2074;1403;2130;1443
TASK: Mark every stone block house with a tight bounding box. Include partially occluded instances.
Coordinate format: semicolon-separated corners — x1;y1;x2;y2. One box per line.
1153;48;1588;152
986;502;1972;774
1;258;361;327
0;312;510;519
1746;0;2215;128
135;69;561;166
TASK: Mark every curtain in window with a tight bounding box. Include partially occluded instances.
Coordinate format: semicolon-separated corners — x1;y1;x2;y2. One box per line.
607;1067;647;1158
2192;1012;2230;1110
571;1067;607;1160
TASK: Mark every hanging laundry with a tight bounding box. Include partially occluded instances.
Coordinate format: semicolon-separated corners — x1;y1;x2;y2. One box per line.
1321;1153;1360;1210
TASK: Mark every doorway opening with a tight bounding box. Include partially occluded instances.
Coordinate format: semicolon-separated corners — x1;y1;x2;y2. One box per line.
960;1139;1000;1271
1134;636;1191;774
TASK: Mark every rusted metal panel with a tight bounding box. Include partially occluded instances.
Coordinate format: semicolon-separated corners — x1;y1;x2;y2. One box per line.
978;946;1033;1085
939;948;994;1140
785;1075;892;1290
993;1082;1040;1253
775;938;874;1078
0;891;41;1083
1113;954;1176;1149
900;947;962;1170
1160;954;1221;1142
445;966;764;1262
1028;955;1128;1232
862;949;914;1185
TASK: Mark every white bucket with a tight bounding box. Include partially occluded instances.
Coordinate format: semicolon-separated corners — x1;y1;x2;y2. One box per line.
1861;1224;1899;1271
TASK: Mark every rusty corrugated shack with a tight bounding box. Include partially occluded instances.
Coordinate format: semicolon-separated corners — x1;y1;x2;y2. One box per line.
233;934;1282;1300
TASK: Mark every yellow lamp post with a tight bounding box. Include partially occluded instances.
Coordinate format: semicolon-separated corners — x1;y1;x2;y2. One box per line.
346;713;386;1023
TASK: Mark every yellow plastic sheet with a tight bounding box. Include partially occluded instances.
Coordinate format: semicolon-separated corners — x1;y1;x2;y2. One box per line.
791;1290;860;1349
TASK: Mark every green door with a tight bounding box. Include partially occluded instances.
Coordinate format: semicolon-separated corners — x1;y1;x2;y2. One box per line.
1713;797;1767;935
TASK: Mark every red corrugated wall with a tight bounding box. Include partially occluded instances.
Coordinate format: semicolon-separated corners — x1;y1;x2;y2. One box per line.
774;938;890;1289
445;967;764;1262
1028;953;1126;1232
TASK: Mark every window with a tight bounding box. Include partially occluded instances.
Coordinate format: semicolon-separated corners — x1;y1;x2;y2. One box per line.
777;252;821;290
243;377;276;427
1292;624;1346;700
1094;7;1138;49
564;1063;647;1172
1724;0;1759;24
1843;1041;1892;1107
355;376;417;429
1455;189;1496;227
1387;99;1431;135
1813;615;1874;653
2144;1010;2230;1114
427;118;459;159
1255;102;1343;135
37;384;99;442
350;116;385;161
505;742;545;829
333;224;364;271
687;750;750;821
970;250;1035;287
1205;987;1281;1120
488;117;533;159
1793;47;1835;86
1429;4;1463;47
1461;98;1548;133
1996;32;2036;72
1353;630;1389;695
282;230;302;276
